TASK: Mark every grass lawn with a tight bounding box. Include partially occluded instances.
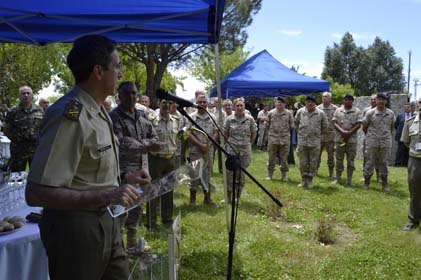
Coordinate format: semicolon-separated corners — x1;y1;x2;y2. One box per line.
132;149;421;280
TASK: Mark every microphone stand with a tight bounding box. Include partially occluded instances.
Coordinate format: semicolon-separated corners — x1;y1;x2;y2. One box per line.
177;107;283;280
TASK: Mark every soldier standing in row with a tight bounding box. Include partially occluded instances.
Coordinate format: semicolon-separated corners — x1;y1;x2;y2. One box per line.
317;91;338;178
362;93;395;191
295;95;328;188
266;97;294;181
332;94;362;187
186;94;218;206
401;97;421;231
224;98;257;200
147;94;180;230
3;85;44;172
256;104;269;150
109;81;160;247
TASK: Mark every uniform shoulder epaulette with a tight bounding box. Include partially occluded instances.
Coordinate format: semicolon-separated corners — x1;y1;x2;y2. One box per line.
64;100;82;122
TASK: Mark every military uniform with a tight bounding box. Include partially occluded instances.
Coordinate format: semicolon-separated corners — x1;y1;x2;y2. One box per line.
109;106;159;247
28;86;129;280
332;105;362;185
146;112;178;228
362;107;395;190
256;109;269;149
295;107;328;187
224;113;257;194
3;103;44;171
266;108;294;180
317;103;338;176
186;111;216;205
170;110;187;167
401;114;421;229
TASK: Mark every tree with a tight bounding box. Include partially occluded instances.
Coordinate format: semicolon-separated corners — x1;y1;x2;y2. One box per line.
366;37;405;93
118;0;262;107
0;43;67;105
321;33;404;96
187;47;249;90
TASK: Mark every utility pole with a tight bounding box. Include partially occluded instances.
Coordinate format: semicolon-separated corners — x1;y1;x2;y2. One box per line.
415;78;420;102
407;51;411;94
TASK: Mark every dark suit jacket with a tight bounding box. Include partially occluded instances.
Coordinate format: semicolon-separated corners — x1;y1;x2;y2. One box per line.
395;112;415;141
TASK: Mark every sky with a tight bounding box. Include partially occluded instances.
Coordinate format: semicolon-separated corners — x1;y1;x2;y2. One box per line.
176;0;421;100
41;0;421;101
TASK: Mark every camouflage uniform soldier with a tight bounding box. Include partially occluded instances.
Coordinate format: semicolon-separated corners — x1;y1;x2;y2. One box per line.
186;94;218;206
147;94;180;230
361;94;379;182
317;92;338;177
224;98;257;199
109;81;160;247
256;104;270;150
362;93;395;191
3;85;44;172
332;94;362;187
401;97;421;231
266;97;294;181
295;95;328;188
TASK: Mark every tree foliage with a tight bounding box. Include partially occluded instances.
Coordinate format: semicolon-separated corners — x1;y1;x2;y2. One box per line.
118;0;262;106
321;32;404;96
0;43;67;105
187;47;249;91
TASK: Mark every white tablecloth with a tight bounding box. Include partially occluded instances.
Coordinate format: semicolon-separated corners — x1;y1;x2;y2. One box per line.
0;207;49;280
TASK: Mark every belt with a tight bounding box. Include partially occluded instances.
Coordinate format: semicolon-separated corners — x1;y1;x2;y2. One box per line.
151;153;174;159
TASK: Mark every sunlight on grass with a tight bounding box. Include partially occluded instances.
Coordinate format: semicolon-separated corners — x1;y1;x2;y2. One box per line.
129;149;419;279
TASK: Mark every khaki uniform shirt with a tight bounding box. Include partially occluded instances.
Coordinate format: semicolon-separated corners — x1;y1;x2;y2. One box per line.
257;110;269;128
109;106;158;173
317;103;338;142
170;111;186;156
151;113;178;157
224;114;257;148
267;108;294;145
4;103;44;143
332;105;363;144
363;108;395;148
28;86;119;191
186;111;216;155
401;114;421;159
295;107;328;147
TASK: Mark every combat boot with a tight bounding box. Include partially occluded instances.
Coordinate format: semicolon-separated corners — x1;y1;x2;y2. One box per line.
307;177;313;188
297;176;308;188
266;171;273;180
328;168;334;178
381;176;390;192
281;171;288;182
347;171;354;187
363;177;370;190
126;229;137;249
332;171;342;185
189;189;197;208
204;191;217;206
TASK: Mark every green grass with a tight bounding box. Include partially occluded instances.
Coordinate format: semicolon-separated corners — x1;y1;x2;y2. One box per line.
131;150;421;280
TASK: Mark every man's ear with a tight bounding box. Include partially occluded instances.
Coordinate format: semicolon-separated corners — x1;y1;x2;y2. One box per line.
92;65;103;80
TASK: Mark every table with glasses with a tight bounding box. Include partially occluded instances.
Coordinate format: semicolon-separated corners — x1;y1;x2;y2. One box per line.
0;172;49;280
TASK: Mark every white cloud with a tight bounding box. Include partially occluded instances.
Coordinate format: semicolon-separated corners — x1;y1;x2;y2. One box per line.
276;29;303;37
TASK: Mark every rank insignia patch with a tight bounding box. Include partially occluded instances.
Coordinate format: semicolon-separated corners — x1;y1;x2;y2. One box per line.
64;100;82;121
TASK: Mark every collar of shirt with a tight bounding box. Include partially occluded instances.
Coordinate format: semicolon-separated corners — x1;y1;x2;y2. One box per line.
74;85;102;118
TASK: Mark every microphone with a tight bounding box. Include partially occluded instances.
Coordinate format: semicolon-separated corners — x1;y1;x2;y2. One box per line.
156;89;203;109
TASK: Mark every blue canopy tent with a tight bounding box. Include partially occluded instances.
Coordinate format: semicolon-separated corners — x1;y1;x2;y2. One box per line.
211;49;329;98
0;0;225;45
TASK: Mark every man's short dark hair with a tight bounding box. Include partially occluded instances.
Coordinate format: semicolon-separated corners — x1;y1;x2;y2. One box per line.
67;35;117;83
118;81;135;93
